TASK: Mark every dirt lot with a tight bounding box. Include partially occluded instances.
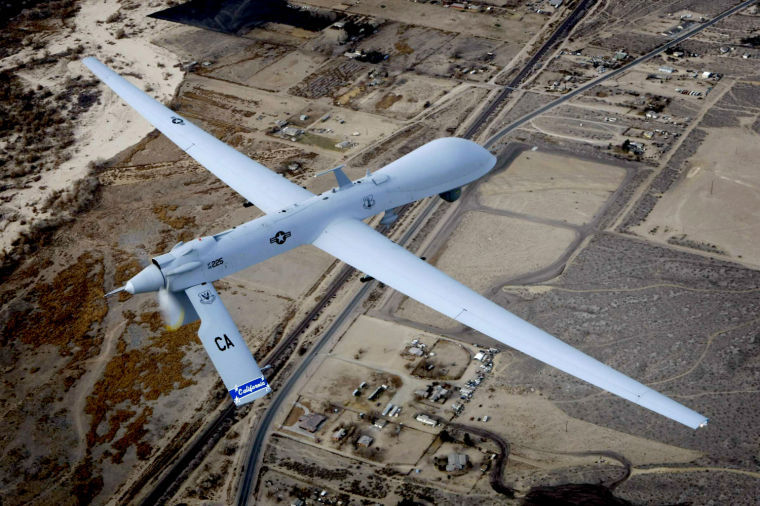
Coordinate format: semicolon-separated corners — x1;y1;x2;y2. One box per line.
416;33;521;75
298;357;404;410
300;0;546;42
416;338;471;380
413;441;489;493
257;433;506;505
632;102;760;266
179;73;400;161
478;151;627;226
246;49;329;91
354;73;459;120
332;315;474;375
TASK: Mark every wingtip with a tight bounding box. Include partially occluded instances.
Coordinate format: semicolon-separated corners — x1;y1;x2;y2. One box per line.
81;56;99;68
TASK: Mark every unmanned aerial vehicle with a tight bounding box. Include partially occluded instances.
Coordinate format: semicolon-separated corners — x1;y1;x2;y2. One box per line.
86;57;707;429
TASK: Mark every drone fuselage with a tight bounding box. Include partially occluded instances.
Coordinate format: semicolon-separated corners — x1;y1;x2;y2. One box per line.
153;138;496;293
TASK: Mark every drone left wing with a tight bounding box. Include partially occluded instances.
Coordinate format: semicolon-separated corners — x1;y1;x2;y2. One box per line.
185;284;271;405
313;218;709;429
82;57;313;214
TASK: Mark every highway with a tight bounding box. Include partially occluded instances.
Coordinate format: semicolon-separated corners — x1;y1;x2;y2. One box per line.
463;0;597;139
484;0;759;148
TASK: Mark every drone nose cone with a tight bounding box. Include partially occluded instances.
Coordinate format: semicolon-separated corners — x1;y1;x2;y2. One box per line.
125;264;165;294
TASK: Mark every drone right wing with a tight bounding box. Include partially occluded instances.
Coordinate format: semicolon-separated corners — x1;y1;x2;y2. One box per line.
314;218;709;429
185;284;271;405
82;57;313;214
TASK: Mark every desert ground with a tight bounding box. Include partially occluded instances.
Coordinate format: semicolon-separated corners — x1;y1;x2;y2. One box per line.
2;0;760;505
631;86;760;266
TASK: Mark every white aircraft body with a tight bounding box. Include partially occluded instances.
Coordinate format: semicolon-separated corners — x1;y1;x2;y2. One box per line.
86;57;708;429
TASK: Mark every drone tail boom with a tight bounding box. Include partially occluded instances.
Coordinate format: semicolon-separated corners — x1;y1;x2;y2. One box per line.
185;284;271;405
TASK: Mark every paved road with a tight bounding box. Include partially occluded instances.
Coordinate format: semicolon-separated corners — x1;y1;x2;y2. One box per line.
484;0;758;148
463;0;597;139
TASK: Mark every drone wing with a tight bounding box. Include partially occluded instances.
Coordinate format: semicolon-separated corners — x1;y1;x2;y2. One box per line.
82;57;313;214
185;284;271;405
313;218;709;429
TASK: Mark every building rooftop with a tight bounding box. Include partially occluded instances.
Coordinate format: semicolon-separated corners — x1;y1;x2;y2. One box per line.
446;453;469;472
298;413;327;433
357;435;374;447
409;346;424;356
415;414;437;426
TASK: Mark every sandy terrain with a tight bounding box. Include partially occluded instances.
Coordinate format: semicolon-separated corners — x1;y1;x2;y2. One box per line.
332;315;473;375
478;151;627;225
1;0;186;257
464;388;701;470
355;73;458;120
299;0;546;43
3;0;760;503
247;50;329;91
433;212;576;292
633;123;760;266
180;73;401;159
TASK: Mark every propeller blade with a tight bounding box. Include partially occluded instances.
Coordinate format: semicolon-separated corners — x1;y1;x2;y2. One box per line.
157;288;199;330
